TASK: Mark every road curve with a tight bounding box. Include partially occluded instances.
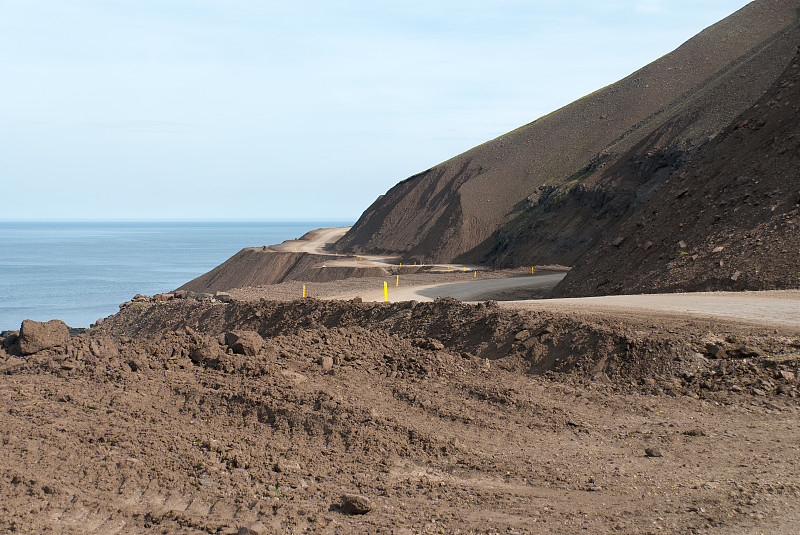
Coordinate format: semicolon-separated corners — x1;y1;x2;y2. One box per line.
271;227;800;330
333;273;564;302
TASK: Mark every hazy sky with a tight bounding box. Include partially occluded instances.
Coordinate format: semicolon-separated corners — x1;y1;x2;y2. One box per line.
1;0;751;221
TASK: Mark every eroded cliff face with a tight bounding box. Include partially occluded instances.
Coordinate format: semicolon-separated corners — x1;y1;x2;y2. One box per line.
553;44;800;296
334;0;800;266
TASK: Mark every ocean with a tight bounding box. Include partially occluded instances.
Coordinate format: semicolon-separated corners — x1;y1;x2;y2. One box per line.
0;221;350;331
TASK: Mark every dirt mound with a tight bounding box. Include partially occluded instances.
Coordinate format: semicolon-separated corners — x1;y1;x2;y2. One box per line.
555;43;800;296
100;297;800;392
334;0;800;265
3;299;800;533
179;249;388;294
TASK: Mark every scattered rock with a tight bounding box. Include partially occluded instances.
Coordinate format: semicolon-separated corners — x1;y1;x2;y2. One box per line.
704;343;727;359
779;370;796;382
340;493;372;515
418;339;445;351
351;296;363;304
173;290;188;299
275;459;301;473
737;345;764;358
731;271;742;281
189;344;222;368
319;356;334;371
683;428;706;437
712;246;725;254
643;241;654;251
538;324;555;336
612;236;625;247
224;331;264;356
18;319;70;356
215;291;232;303
645;447;663;458
514;330;531;341
678;240;687;249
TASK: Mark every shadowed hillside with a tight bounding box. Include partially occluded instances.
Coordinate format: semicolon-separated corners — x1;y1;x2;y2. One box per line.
334;0;800;267
553;43;800;296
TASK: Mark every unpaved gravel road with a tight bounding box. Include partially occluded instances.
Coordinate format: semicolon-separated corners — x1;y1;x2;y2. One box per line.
248;227;800;330
270;226;351;253
331;273;567;302
503;290;800;329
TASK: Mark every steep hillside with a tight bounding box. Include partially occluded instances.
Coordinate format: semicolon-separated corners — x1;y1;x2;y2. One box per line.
334;0;800;266
554;44;800;296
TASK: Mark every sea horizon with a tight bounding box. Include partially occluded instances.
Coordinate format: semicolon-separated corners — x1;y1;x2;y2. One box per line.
0;220;351;331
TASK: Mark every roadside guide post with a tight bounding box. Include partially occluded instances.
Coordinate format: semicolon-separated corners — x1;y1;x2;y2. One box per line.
383;281;388;302
302;285;306;298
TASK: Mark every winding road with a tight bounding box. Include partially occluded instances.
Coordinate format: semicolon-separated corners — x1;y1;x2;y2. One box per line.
294;227;800;330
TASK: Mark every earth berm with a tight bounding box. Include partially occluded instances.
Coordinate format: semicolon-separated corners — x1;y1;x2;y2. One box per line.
2;297;800;534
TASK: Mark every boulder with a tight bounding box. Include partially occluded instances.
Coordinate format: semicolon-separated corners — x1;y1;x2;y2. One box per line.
224;331;264;356
340;493;373;514
18;319;70;355
704;343;727;359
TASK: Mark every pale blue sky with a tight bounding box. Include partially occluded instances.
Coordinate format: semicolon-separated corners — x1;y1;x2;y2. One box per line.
0;0;751;221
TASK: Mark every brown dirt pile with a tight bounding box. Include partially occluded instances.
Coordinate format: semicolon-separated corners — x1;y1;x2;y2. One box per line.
3;300;800;533
179;249;388;294
555;43;800;296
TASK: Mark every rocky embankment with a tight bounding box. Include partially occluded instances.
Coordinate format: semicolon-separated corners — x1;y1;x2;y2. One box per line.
554;42;800;296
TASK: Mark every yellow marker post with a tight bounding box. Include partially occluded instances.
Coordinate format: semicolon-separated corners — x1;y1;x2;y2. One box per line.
532;266;535;275
396;275;399;287
302;285;306;298
414;261;416;266
383;281;388;302
474;271;477;278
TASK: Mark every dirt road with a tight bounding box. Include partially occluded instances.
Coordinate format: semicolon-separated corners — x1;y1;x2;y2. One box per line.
504;291;800;329
270;227;351;253
275;228;800;330
332;273;567;302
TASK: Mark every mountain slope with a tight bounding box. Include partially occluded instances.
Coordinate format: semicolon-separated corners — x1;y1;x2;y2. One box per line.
553;44;800;296
334;0;800;266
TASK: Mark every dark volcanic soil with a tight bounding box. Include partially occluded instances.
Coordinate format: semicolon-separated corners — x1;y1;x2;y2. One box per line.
2;298;800;534
555;43;800;297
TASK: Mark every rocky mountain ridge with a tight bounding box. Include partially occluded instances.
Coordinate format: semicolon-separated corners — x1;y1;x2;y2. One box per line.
334;0;800;272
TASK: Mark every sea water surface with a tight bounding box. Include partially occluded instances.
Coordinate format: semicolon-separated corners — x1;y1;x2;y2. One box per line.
0;221;350;331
